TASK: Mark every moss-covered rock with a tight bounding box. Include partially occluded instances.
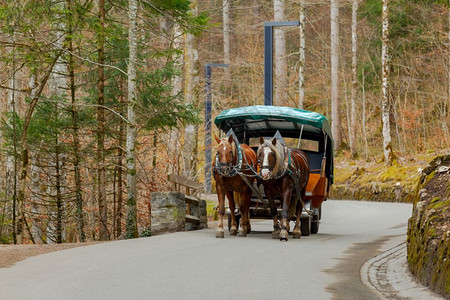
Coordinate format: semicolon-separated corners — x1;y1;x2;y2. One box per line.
407;154;450;299
331;157;423;202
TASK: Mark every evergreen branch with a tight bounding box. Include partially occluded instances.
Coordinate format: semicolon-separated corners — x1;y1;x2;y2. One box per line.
38;36;128;76
38;99;130;125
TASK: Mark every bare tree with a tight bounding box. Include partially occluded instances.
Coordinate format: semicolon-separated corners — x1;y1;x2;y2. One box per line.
6;29;18;244
331;0;342;150
126;0;138;239
223;0;231;82
47;8;68;243
183;0;199;179
167;22;183;175
381;0;394;164
298;0;306;109
350;0;358;158
274;0;287;106
96;0;108;241
67;0;85;242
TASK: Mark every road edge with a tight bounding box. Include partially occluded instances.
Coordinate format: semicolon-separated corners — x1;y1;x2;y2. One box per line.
360;242;445;300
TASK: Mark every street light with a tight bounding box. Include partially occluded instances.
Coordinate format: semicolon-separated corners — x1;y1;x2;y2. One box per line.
264;21;300;106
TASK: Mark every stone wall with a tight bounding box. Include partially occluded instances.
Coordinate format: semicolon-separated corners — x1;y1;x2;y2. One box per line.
151;192;208;236
151;192;186;235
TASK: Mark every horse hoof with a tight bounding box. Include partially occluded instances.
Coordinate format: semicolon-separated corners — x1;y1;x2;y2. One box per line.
293;230;301;239
230;229;238;236
216;230;224;238
279;229;288;241
272;230;280;239
238;229;247;237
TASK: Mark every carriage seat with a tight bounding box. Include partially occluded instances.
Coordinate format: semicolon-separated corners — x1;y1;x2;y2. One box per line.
302;150;324;174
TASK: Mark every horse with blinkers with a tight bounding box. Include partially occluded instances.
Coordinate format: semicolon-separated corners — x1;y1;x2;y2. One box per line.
213;134;257;238
257;136;310;241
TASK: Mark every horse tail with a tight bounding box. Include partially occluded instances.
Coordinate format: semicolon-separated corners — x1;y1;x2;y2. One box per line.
233;191;241;206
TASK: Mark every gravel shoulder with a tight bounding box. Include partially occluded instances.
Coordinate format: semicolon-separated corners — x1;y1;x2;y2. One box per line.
0;221;220;268
0;242;102;268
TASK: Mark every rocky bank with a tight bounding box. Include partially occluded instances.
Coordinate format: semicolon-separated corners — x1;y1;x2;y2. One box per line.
407;154;449;299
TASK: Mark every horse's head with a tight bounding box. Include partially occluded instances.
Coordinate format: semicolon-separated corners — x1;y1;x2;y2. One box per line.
257;137;280;180
214;135;236;176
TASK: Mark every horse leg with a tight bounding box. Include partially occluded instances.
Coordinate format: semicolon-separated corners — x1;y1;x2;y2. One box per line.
279;187;292;241
279;217;289;241
227;191;238;236
238;192;248;237
292;196;302;239
264;185;280;239
215;184;226;238
245;188;252;234
239;189;252;236
293;190;306;239
246;209;251;234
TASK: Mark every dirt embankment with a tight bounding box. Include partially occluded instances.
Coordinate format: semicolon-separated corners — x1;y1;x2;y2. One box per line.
0;242;102;268
407;154;450;299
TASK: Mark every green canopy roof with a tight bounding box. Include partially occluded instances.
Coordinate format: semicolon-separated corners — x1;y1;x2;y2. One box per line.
214;105;332;139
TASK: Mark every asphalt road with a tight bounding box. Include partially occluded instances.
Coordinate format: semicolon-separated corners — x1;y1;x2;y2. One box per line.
0;200;438;300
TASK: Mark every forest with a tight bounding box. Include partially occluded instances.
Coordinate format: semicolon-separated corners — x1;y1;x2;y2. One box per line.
0;0;448;244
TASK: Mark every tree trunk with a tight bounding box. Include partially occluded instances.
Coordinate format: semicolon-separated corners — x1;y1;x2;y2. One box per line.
16;47;61;243
223;0;231;82
274;0;287;106
350;0;358;158
30;156;42;243
67;0;85;242
7;31;18;244
54;122;63;244
97;0;108;241
47;17;68;243
183;1;199;178
126;0;138;239
361;67;368;159
115;89;125;238
446;8;450;139
298;0;306;109
330;0;342;151
382;0;394;164
167;22;183;175
151;133;157;183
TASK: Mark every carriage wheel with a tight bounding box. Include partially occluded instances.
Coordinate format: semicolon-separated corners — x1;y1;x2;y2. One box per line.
300;217;311;236
227;214;240;232
311;206;321;234
311;218;319;234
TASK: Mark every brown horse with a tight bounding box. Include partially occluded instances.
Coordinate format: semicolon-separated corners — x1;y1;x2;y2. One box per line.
257;136;309;241
213;135;257;238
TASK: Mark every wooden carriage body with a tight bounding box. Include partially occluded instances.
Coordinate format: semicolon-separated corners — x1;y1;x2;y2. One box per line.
214;105;334;235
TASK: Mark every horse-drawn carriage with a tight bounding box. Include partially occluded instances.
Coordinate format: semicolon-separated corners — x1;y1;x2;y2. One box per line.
213;105;333;240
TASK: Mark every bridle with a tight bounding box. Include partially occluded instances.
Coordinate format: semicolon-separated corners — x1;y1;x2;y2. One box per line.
214;140;239;177
258;148;274;172
257;139;290;180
